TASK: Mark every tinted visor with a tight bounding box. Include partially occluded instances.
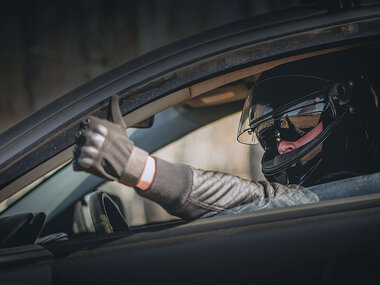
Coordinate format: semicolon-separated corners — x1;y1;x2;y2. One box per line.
256;110;325;155
237;75;329;144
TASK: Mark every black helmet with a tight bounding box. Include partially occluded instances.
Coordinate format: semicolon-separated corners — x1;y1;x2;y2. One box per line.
237;47;380;186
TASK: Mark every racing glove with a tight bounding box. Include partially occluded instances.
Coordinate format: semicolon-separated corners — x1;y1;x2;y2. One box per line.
73;116;149;187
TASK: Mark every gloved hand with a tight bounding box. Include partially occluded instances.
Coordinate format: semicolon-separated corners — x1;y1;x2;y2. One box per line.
73;116;149;187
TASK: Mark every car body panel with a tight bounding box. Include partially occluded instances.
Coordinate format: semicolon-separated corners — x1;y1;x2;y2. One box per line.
2;187;380;283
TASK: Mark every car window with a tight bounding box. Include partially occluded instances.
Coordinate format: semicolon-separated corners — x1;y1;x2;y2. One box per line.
95;112;265;227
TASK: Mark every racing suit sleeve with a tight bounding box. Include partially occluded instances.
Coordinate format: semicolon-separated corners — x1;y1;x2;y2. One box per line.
136;157;302;220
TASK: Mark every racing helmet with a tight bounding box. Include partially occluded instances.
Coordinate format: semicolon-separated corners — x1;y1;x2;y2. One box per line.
237;48;380;186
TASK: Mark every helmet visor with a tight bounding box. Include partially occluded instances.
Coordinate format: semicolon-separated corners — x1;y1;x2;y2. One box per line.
237;75;329;144
255;108;326;155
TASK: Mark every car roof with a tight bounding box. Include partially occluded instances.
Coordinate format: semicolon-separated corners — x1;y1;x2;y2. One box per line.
1;5;380;202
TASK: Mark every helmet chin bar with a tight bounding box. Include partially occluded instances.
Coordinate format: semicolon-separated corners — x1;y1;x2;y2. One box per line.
265;156;323;186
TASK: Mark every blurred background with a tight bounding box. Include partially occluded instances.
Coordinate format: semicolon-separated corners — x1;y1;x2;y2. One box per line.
0;0;301;132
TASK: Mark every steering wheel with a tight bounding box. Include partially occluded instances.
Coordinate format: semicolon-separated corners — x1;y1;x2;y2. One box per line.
89;191;129;234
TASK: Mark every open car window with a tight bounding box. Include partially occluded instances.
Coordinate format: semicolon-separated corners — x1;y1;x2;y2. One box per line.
3;83;380;236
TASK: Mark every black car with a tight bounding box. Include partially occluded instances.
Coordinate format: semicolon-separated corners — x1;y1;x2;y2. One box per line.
1;2;380;284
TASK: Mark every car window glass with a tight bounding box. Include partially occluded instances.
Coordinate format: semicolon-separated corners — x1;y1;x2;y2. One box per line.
0;162;69;213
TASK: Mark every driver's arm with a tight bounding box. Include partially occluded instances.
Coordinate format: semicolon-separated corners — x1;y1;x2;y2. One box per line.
136;156;301;220
73;116;301;220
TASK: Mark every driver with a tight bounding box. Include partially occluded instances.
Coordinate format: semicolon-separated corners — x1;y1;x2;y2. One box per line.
73;48;380;220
